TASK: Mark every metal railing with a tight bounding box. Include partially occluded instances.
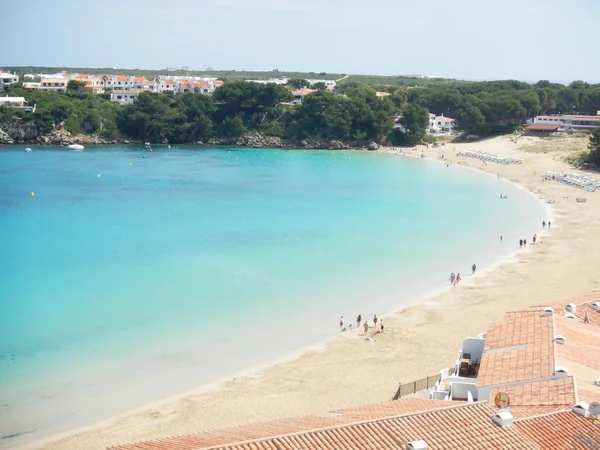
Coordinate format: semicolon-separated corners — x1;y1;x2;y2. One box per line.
392;367;455;400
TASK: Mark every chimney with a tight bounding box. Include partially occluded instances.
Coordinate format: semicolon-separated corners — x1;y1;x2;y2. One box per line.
406;440;428;450
554;335;566;345
591;302;600;312
565;303;577;313
555;366;569;377
573;402;589;417
492;411;514;427
542;307;554;317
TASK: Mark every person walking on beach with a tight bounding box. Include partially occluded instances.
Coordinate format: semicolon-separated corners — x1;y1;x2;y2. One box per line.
542;221;546;228
533;234;537;244
380;320;384;333
548;221;551;228
500;235;503;242
356;314;362;327
455;273;461;285
339;316;344;328
472;263;477;275
524;238;527;245
449;272;456;285
373;315;378;328
519;239;523;247
363;321;369;335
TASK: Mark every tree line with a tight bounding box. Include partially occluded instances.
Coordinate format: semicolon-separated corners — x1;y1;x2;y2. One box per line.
1;78;600;154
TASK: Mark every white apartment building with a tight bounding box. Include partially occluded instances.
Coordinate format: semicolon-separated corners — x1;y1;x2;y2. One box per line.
0;70;19;87
110;89;147;105
38;78;68;93
0;96;35;112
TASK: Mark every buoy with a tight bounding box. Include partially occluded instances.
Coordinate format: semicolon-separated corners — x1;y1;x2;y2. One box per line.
168;145;171;149
97;174;101;178
128;163;132;167
30;192;35;197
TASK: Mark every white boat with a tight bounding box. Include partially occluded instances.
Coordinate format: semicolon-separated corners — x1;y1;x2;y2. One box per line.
68;144;84;151
25;147;32;152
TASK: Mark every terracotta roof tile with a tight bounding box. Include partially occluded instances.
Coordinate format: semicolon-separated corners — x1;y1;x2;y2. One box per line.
515;410;600;449
477;310;555;387
488;377;576;420
109;402;538;450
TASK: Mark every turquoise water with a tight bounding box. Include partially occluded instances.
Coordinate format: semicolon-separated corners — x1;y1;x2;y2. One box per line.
0;146;545;445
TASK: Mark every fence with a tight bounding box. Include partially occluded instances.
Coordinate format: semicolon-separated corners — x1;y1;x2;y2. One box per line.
392;367;455;400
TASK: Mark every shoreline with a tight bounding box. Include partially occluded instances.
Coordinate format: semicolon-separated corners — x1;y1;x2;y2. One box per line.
15;135;600;450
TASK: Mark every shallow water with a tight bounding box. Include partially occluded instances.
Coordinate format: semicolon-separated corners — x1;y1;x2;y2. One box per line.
0;146;545;445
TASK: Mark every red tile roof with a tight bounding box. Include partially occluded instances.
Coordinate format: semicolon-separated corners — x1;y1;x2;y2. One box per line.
515;410;600;449
109;402;538;450
525;124;561;131
489;377;576;418
477;310;556;387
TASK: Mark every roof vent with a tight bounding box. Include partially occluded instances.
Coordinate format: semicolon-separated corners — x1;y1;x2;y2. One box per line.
573;402;589;417
565;313;576;319
591;302;600;312
555;366;568;376
565;303;576;313
554;335;566;345
406;440;428;450
492;411;514;427
542;307;554;317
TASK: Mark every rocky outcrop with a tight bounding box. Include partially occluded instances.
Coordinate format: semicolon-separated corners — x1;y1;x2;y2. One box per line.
35;122;72;145
1;120;40;143
0;128;13;144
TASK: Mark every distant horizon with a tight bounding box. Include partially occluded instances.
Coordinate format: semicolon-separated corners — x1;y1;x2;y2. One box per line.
2;65;598;86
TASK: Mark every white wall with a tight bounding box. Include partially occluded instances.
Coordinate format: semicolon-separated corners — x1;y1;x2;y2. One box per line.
449;381;479;401
461;337;486;364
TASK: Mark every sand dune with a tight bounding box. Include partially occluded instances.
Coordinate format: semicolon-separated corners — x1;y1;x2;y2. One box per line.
28;135;600;450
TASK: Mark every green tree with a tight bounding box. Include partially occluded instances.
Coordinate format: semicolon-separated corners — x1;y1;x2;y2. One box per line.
67;80;87;91
286;78;309;89
311;82;327;90
587;126;600;167
50;102;73;122
400;104;429;145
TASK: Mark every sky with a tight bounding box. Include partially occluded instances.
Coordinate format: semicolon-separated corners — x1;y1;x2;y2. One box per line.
1;0;599;83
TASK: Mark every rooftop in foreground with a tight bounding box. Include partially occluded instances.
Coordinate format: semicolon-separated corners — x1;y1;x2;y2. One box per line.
108;401;538;450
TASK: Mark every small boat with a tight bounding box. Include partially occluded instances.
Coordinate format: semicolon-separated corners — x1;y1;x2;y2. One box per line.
68;144;84;151
25;148;32;152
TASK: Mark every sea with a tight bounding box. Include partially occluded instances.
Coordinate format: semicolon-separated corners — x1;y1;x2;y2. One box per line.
0;145;545;447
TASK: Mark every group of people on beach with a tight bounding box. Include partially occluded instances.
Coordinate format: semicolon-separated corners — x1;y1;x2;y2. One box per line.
339;314;383;335
448;263;477;287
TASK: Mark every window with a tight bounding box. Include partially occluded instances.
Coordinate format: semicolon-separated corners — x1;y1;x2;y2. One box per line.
117;95;122;99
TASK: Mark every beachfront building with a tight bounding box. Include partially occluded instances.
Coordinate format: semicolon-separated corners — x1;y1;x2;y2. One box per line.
429;292;600;411
427;113;455;133
527;113;600;131
0;70;19;88
0;96;35;112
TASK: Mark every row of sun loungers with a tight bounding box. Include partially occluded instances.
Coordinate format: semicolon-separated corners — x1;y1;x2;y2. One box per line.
457;150;524;165
542;171;599;192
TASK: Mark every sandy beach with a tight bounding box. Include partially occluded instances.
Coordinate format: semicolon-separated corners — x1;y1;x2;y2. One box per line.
25;134;600;450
